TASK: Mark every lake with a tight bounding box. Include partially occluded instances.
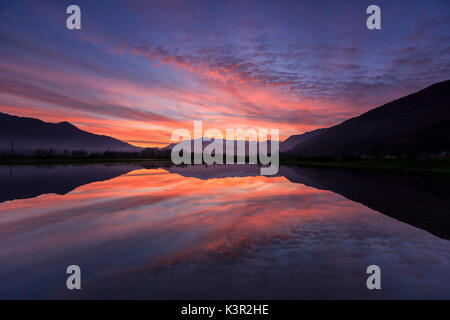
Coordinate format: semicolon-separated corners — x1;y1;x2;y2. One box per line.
0;163;449;299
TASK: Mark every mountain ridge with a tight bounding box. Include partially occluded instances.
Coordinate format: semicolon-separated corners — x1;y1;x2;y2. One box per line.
290;80;450;159
0;112;142;154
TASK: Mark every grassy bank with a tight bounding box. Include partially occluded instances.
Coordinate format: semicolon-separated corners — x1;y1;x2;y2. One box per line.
0;157;172;165
280;158;450;175
1;157;450;176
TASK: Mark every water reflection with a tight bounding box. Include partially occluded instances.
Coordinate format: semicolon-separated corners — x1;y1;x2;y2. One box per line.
0;164;449;299
0;164;140;203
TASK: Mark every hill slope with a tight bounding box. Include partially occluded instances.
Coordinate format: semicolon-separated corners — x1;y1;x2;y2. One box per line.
0;112;141;154
292;80;450;158
279;128;326;153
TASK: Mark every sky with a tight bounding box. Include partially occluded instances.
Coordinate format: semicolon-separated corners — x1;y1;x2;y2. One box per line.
0;0;449;147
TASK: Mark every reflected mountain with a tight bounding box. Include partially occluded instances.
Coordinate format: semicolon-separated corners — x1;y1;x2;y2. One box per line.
152;163;265;179
0;164;139;203
153;164;450;240
1;163;449;240
279;166;450;240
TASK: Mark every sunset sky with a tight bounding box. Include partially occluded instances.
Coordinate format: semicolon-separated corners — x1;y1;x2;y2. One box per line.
1;0;449;147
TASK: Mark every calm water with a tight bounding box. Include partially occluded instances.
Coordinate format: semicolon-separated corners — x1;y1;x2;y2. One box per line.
0;164;449;299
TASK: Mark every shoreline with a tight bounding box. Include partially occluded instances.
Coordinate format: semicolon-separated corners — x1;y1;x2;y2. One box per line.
0;158;172;165
1;157;449;175
280;158;450;175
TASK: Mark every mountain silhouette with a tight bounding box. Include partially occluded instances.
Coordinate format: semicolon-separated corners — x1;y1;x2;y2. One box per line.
279;128;326;152
291;80;450;158
0;112;141;154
